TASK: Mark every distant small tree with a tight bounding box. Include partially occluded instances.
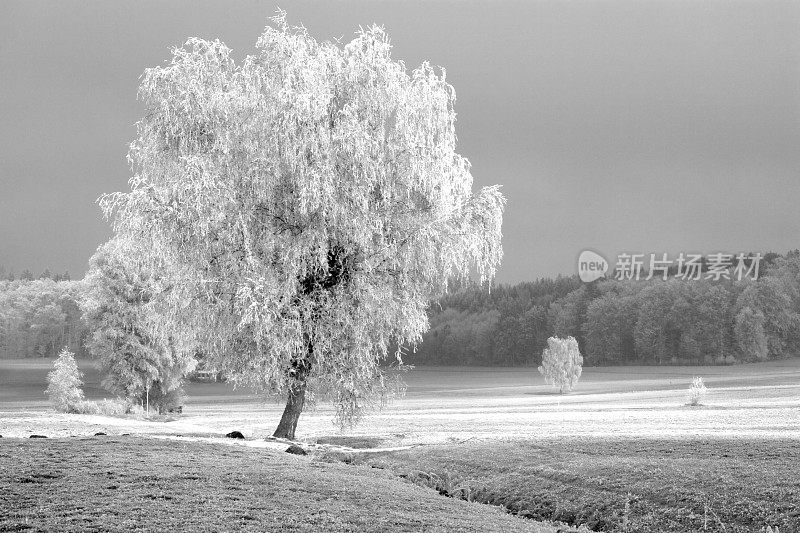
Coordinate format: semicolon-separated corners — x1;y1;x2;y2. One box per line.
538;336;583;393
687;376;707;406
45;348;84;412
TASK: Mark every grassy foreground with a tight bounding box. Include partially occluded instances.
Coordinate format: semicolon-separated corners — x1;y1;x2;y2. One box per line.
366;437;800;532
0;437;554;533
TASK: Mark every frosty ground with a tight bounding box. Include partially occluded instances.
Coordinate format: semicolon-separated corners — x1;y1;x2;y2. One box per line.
2;359;798;442
1;360;798;531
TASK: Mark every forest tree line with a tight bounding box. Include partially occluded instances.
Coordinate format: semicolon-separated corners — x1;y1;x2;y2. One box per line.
406;251;800;366
3;251;800;366
0;276;87;359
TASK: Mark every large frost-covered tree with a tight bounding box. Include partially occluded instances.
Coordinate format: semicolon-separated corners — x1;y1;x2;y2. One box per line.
101;13;504;438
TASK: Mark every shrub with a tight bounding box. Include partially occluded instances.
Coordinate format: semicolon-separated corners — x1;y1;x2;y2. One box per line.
69;398;133;416
538;336;583;393
687;377;707;406
139;384;185;415
68;400;99;415
45;348;85;412
97;398;132;415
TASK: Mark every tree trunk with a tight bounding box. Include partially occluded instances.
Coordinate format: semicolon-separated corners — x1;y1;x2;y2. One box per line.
272;378;308;440
273;351;312;440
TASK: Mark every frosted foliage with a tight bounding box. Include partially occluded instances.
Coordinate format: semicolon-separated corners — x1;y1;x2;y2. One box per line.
538;336;583;393
100;13;504;426
45;348;84;412
687;376;707;406
81;238;196;409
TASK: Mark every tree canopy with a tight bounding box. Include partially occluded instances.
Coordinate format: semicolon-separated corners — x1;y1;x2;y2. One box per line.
538;336;583;393
100;13;505;436
80;239;195;413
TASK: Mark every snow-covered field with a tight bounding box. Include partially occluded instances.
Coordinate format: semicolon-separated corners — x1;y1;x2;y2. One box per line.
1;359;799;445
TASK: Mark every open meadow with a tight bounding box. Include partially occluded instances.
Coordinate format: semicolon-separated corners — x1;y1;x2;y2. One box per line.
1;359;799;531
2;358;799;442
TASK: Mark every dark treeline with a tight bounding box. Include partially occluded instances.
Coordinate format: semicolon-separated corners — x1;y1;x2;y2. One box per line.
0;265;71;282
0;278;88;358
3;254;800;366
0;266;83;358
407;251;800;366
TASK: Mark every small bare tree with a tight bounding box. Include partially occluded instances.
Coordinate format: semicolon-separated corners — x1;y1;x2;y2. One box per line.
538;336;583;393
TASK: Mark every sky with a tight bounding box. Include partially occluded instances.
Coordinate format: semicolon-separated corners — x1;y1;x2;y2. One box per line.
1;0;798;283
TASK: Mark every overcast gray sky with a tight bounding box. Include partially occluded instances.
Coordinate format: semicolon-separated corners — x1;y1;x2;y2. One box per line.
1;0;798;283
